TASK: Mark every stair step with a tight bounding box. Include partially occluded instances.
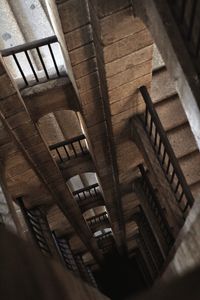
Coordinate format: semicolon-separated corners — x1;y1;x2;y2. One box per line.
179;151;200;186
190;181;200;202
155;95;187;131
167;123;198;159
151;66;200;198
151;67;176;103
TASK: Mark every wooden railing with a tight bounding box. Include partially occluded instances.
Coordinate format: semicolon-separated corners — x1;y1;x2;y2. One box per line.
86;212;109;230
140;86;194;215
75;255;98;288
17;197;51;255
96;231;114;253
52;233;97;287
85;265;98;288
73;183;100;202
137;232;158;280
49;134;89;164
168;0;200;75
138;208;164;271
1;35;66;88
138;164;174;249
134;207;165;278
134;247;153;286
73;183;104;213
52;233;79;275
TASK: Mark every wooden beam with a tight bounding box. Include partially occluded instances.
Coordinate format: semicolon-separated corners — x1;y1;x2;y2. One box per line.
48;0;125;251
0;58;103;263
84;0;126;249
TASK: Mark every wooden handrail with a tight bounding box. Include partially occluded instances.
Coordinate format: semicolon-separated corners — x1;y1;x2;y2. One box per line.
96;231;113;240
86;211;108;223
72;183;99;196
140;86;194;210
49;134;86;150
1;35;58;57
1;35;65;89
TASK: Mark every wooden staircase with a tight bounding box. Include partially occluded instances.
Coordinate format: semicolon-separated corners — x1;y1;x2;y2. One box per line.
151;66;200;201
